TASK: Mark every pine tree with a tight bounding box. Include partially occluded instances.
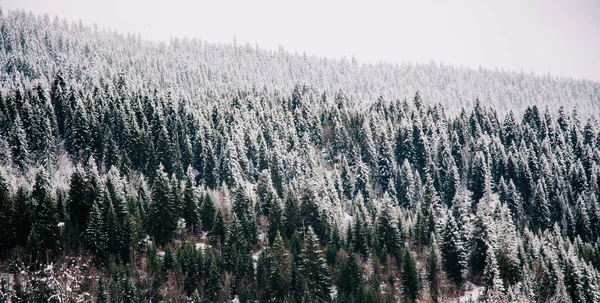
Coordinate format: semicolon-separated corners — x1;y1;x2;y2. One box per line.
482;246;505;301
377;131;395;193
396;159;416;208
86;201;107;263
150;165;176;245
203;143;218;189
257;169;278;216
0;171;15;256
427;237;442;302
532;179;550;231
416;174;440;246
402;249;419;302
200;193;216;232
336;250;364;300
283;192;302;240
340;156;354;201
9;113;30;170
267;232;292;302
221;140;243;188
233;186;258;243
182;170;200;232
575;194;592;241
299;228;331;302
267;198;283;244
469;151;489;204
354;160;371;202
32;169;61;259
441;213;467;285
13;187;33;247
210;209;227;246
270;149;285;198
68;166;91;233
377;205;401;260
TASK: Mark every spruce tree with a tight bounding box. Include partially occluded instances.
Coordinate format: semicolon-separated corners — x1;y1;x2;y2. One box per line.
32;169;61;260
0;171;14;256
182;170;200;232
402;249;419;302
299;228;331;302
441;213;467;285
150;165;176;245
200;193;216;232
267;232;292;302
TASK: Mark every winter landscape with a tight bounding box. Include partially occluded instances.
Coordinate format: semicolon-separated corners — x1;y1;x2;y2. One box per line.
1;2;600;302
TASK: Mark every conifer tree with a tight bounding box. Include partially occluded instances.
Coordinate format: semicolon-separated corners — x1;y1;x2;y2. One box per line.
402;249;419;302
482;246;505;301
299;228;331;302
257;169;278;216
377;205;401;260
441;213;467;285
86;201;106;263
9;113;30;170
0;171;14;255
336;250;364;300
427;237;442;302
150;165;176;245
32;169;61;259
267;232;292;302
532;179;550;231
233;186;258;243
396;159;416;208
200;193;216;232
416;174;440;246
203;143;218;189
182;170;200;232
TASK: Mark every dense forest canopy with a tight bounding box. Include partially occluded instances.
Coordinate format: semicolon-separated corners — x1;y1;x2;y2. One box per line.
0;7;600;303
1;8;599;117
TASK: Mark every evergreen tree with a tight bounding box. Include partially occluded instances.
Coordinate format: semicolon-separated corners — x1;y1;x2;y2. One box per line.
283;192;302;240
532;179;550;231
396;159;416;208
377;205;401;260
203;143;218;189
482;246;505;301
267;233;292;302
0;171;14;256
200;193;216;232
257;169;278;216
441;213;467;285
32;169;61;260
416;174;440;246
377;131;395;193
336;250;364;300
9;113;29;170
150;165;176;245
402;249;419;302
233;186;258;243
299;228;331;302
86;201;107;263
182;170;200;232
426;238;442;302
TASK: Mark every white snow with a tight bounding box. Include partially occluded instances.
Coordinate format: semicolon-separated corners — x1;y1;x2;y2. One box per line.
459;285;484;303
195;242;209;250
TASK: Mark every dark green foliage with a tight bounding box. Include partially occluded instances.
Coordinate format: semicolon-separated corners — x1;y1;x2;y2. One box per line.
267;233;292;302
299;229;331;302
402;249;419;302
150;166;176;245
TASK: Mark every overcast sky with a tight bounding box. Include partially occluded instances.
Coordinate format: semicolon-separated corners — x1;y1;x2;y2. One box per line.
2;0;600;81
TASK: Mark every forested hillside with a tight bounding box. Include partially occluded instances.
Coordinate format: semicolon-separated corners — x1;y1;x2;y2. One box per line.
1;9;600;117
1;8;600;303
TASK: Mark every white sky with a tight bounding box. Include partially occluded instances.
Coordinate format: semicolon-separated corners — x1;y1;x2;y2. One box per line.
2;0;600;81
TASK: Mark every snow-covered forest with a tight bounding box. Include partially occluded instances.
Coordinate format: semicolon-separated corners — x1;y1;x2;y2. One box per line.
1;8;600;303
